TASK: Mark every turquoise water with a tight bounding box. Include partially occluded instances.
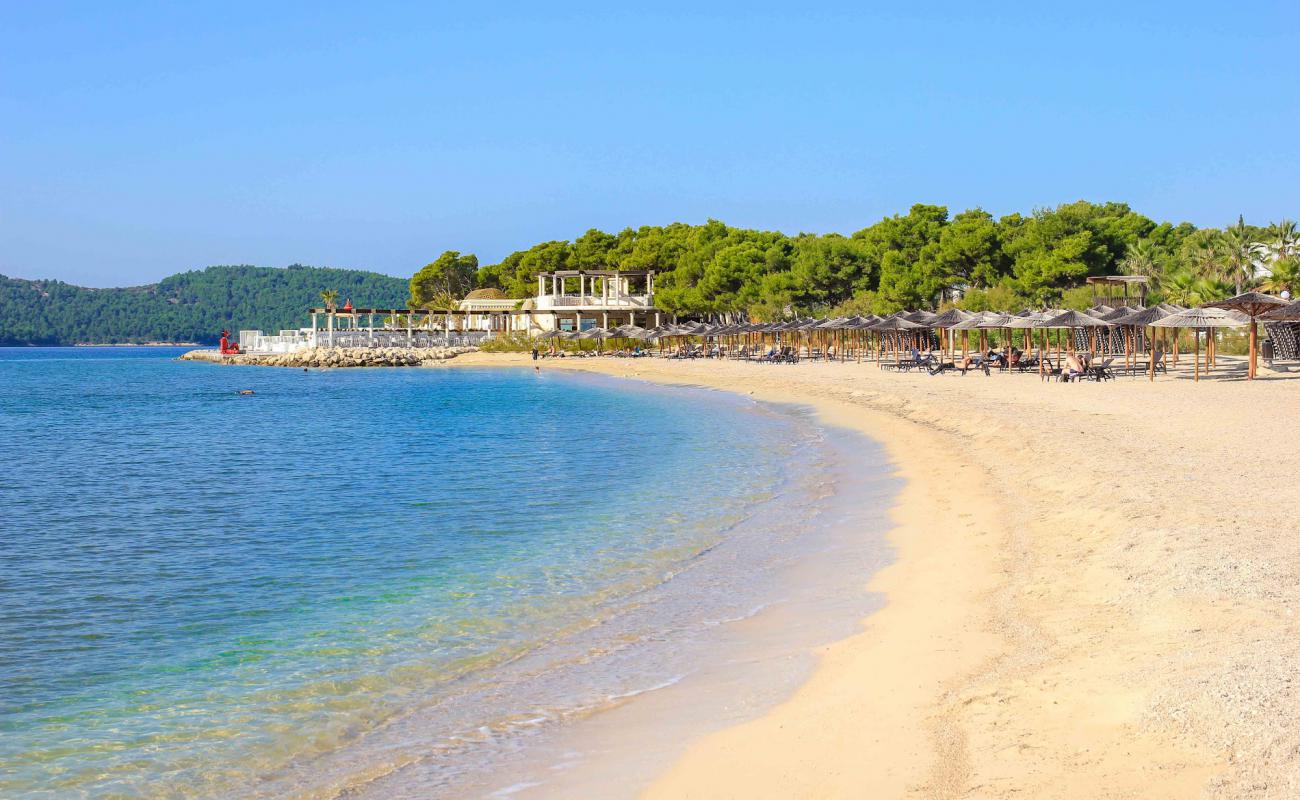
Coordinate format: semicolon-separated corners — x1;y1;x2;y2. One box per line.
0;348;891;798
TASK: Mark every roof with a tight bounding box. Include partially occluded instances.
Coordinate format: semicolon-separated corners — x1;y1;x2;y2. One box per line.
464;288;507;300
537;270;655;277
1085;275;1151;285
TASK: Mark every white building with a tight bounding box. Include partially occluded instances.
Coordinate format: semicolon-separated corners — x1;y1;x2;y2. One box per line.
238;270;663;352
462;270;662;334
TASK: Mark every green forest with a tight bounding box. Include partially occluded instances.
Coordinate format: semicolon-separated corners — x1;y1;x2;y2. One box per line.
411;201;1300;320
0;265;407;345
8;201;1297;345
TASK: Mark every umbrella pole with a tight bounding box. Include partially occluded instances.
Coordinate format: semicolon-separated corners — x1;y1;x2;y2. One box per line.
1038;328;1044;378
1194;329;1200;382
1148;326;1156;381
1249;319;1258;379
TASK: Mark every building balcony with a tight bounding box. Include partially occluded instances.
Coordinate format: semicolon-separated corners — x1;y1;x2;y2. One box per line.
534;294;654;310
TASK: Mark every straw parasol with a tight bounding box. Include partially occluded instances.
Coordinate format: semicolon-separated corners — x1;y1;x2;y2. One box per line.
902;310;938;325
1038;310;1114;329
928;308;970;327
1152;307;1246;382
1036;310;1113;376
1203;292;1288;379
1113;306;1172;379
926;308;971;358
868;315;925;330
1004;312;1042;358
868;315;925;361
1260;299;1300;321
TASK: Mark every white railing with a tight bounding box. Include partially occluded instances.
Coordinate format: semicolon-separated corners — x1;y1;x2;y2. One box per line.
239;329;490;353
536;294;653;310
239;330;310;353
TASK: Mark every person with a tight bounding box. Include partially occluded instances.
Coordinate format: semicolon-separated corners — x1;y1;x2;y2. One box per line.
1063;352;1087;382
531;346;539;361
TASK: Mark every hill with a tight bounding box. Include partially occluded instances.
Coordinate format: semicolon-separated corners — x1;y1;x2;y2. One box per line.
0;265;409;345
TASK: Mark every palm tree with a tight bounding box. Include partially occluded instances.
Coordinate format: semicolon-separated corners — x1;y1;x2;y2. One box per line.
423;289;461;340
1192;276;1233;305
1251;219;1299;266
1181;232;1227;282
319;289;340;347
1222;215;1257;294
1260;257;1300;296
1162;269;1199;307
1271;219;1299;259
1119;239;1160;277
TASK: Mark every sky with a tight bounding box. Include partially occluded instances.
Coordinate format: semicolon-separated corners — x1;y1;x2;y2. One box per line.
3;1;1299;286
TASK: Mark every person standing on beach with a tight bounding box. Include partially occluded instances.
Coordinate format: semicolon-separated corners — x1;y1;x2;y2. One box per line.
531;346;539;361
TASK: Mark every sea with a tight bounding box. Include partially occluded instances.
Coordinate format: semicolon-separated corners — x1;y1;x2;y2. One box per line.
0;347;897;799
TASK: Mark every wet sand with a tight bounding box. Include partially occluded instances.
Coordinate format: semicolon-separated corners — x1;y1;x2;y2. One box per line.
450;351;1300;798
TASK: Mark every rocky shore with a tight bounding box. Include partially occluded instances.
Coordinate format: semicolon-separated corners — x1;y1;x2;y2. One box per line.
180;346;476;367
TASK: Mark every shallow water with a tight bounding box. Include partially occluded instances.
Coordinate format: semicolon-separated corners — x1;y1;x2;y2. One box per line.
0;348;895;798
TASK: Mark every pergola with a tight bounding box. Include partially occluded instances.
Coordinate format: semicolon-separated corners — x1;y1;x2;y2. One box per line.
1086;275;1150;308
308;307;478;347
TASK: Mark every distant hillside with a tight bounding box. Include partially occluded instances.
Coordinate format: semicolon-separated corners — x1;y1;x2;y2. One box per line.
0;265;409;345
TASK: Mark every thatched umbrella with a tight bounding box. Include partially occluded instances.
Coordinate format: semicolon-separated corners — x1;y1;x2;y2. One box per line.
869;315;925;362
949;312;996;360
1151;307;1247;382
1203;292;1288;379
1261;299;1300;321
1113;305;1172;379
927;308;970;358
1036;310;1114;376
975;313;1013;360
1004;313;1042;362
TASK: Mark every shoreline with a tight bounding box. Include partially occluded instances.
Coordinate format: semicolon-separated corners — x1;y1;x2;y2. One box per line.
446;352;1241;798
448;352;1017;796
325;376;900;799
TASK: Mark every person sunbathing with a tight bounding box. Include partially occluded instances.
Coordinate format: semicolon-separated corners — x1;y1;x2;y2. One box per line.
1063;352;1088;381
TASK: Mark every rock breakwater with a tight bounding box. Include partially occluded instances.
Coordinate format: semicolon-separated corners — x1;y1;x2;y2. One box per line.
180;347;476;367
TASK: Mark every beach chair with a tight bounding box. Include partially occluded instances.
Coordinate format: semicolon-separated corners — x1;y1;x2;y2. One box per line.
1088;357;1117;381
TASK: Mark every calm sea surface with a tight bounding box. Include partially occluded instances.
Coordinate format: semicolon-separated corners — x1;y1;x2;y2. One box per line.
0;348;893;798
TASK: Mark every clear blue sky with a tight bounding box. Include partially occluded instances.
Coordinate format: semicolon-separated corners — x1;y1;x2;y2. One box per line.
3;1;1298;286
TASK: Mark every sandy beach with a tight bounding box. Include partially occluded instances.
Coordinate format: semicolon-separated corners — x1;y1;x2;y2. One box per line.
449;351;1300;799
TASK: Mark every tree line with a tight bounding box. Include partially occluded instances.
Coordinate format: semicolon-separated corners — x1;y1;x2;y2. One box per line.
0;265;408;345
410;201;1300;319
